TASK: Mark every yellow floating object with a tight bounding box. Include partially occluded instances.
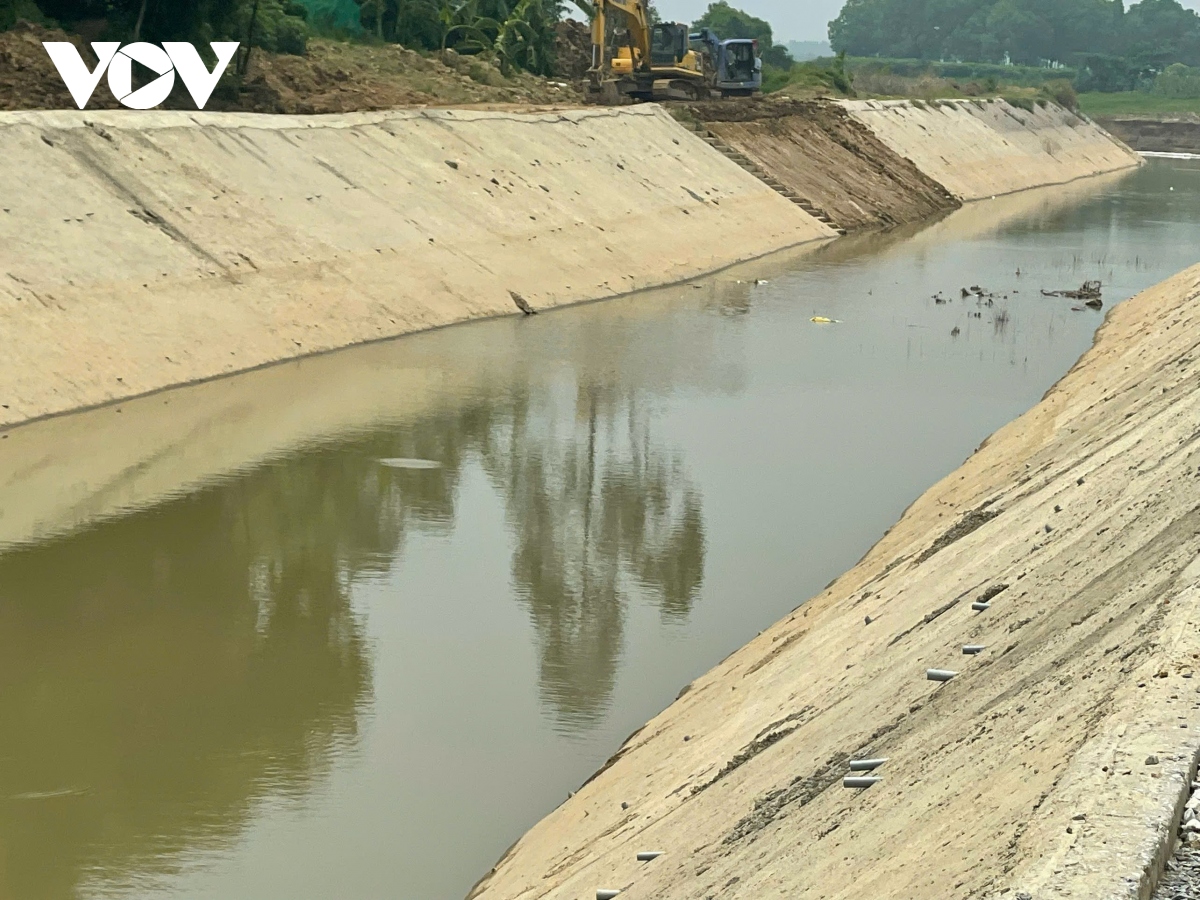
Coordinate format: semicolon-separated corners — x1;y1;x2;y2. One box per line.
811;316;838;324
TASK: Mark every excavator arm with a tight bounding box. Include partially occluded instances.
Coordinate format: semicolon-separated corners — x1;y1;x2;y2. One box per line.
590;0;652;76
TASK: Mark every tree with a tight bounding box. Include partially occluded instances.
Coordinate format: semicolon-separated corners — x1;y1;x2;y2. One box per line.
13;0;308;53
693;0;773;45
827;0;1199;74
762;43;793;69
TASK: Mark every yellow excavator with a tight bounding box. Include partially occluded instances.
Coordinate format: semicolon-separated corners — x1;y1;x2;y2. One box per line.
587;0;764;102
587;0;708;102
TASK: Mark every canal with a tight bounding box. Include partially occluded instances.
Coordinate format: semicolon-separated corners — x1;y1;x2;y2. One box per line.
2;158;1199;900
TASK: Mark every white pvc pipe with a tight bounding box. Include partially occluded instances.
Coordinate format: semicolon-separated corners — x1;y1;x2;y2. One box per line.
848;758;888;771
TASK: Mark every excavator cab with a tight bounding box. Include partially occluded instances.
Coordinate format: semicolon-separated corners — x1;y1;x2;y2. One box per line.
688;27;762;97
650;23;690;67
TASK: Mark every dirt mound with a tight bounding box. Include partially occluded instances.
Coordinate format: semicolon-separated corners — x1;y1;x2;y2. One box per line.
211;41;582;114
682;96;839;123
0;23;582;113
0;21;119;110
554;19;591;82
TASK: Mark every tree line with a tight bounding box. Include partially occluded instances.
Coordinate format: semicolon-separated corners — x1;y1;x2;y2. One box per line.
0;0;571;74
829;0;1200;89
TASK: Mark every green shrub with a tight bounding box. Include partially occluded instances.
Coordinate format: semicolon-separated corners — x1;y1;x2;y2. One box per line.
1154;63;1200;99
1040;78;1079;110
0;0;54;30
233;0;309;55
275;14;309;54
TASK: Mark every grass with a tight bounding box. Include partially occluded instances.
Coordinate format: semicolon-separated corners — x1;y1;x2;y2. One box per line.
1078;92;1200;117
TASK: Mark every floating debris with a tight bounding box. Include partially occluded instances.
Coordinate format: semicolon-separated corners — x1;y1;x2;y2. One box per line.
637;851;664;861
1042;280;1102;302
843;775;881;788
756;279;769;285
848;758;888;771
927;669;958;682
811;316;839;324
379;458;443;469
950;326;960;337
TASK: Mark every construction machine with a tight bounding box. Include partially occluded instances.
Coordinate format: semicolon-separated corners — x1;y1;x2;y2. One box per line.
587;0;760;102
689;27;762;97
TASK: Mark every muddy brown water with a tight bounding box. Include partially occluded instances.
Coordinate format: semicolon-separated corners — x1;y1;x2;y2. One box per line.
2;159;1200;900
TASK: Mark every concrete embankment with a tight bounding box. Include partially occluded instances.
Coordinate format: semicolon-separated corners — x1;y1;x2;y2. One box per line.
845;98;1142;200
468;263;1200;899
0;105;831;430
1097;115;1200;155
0;98;1143;430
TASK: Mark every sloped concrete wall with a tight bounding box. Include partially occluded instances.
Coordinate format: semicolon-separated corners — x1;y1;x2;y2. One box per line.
844;98;1141;200
0;105;832;429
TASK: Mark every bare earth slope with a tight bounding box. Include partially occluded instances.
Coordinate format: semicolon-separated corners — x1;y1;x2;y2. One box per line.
0;105;830;429
1097;115;1200;155
686;99;962;232
469;263;1200;900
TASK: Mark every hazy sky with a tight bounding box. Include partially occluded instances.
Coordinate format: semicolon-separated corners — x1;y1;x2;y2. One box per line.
652;0;1200;43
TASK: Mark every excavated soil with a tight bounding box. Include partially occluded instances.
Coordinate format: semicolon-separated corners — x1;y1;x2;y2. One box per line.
554;19;591;83
0;21;581;114
682;98;962;231
1098;115;1200;155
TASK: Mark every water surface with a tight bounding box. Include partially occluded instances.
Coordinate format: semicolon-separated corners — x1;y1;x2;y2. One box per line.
2;159;1199;900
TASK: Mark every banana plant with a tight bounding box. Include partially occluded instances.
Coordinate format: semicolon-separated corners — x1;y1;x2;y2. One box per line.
438;0;500;52
494;0;556;75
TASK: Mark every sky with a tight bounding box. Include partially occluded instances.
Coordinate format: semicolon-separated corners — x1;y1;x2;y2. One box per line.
651;0;1200;43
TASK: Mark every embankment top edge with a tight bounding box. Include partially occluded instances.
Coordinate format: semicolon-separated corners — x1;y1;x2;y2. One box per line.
0;103;654;131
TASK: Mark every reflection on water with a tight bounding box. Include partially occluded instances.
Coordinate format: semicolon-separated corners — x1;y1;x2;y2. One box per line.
0;366;708;898
0;468;372;899
481;383;705;730
0;159;1199;900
